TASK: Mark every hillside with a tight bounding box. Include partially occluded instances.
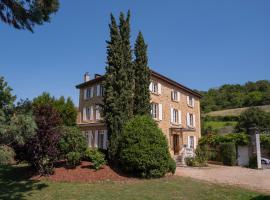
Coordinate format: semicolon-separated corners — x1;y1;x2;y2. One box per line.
200;80;270;113
206;105;270;117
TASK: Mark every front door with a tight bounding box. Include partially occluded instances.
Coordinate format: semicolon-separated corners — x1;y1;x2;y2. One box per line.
173;134;180;155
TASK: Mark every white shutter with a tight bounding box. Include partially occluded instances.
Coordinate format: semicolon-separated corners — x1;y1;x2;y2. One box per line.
193;114;196;128
170;108;174;123
187;96;189;106
149;82;153;92
187;136;190;148
158;104;163;120
84;89;87;100
178;110;181;125
103;130;108;149
94;130;98;148
96;106;100;120
187;113;190;126
194;136;197;149
90;87;93;98
83;108;86;121
88;130;92;147
177;92;180;101
192;98;195;107
90;106;94;120
158;83;162;94
96;84;100;96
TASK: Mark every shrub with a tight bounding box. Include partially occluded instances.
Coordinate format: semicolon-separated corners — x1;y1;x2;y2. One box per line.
195;145;209;165
66;152;81;167
118;115;175;178
59;126;87;159
0;145;16;165
220;142;236;166
185;157;199;167
249;155;258;169
84;148;106;170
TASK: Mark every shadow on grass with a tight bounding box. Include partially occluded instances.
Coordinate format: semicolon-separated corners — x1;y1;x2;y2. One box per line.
250;195;270;200
0;165;48;200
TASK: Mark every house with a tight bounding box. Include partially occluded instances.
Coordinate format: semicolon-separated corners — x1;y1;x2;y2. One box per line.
75;70;202;158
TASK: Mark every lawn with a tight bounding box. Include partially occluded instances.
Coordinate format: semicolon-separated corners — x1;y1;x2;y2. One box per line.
1;165;269;200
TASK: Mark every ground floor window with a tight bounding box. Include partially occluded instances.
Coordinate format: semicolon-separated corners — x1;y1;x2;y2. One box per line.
188;136;196;149
85;130;107;149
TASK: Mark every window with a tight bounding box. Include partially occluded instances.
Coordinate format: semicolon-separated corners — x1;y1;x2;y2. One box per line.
152;82;158;93
173;109;178;124
151;103;158;119
95;105;101;120
189;136;195;149
98;131;104;149
100;85;104;96
187;96;194;107
171;90;179;101
86;107;91;120
86;88;92;99
187;113;195;128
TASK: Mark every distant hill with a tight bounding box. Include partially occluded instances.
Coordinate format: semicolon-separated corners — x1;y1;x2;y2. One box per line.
200;80;270;113
206;105;270;117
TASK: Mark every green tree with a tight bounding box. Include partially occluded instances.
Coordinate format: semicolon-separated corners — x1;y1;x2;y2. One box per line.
133;31;151;115
0;0;59;32
103;12;134;161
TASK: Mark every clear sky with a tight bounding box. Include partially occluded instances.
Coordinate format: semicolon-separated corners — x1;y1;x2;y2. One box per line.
1;0;269;105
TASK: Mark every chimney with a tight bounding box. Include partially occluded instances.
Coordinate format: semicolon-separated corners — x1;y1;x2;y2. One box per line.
95;74;101;79
84;72;90;82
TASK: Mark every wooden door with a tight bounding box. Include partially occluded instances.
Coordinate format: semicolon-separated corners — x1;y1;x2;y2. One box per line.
173;135;180;155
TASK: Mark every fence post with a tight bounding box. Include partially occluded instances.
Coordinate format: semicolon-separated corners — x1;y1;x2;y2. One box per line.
249;127;262;169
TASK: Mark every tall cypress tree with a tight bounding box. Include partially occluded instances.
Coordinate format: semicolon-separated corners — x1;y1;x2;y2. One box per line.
103;13;133;161
133;32;151;115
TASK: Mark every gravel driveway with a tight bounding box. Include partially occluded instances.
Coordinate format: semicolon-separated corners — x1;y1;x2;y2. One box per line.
176;164;270;193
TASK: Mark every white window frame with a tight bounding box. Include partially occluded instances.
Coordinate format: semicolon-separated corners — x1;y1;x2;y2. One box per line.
95;105;101;120
171;90;180;101
173;109;178;124
151;103;158;119
86;107;91;120
187;96;195;107
188;136;195;149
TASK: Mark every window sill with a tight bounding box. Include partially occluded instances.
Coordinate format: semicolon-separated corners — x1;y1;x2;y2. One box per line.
187;126;196;130
171;99;180;103
171;123;181;127
187;104;194;108
150;92;160;96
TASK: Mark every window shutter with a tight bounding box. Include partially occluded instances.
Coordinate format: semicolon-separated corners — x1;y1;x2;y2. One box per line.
158;104;163;120
84;89;87;100
90;106;94;120
158;83;162;94
177;92;180;101
96;84;100;96
83;108;86;121
94;130;98;148
187;136;190;148
103;130;107;149
171;91;173;100
149;82;153;92
193;114;196;128
187;96;189;106
178;110;181;125
170;108;174;123
187;113;190;126
96;106;100;120
192;98;195;107
194;136;197;149
88;130;92;147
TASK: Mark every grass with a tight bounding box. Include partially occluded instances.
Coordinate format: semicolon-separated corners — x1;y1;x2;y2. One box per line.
204;121;237;130
206;105;270;117
0;164;270;200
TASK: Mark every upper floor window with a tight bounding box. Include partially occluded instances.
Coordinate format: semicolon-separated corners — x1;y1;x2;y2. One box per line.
86;88;92;99
187;113;195;128
172;109;178;124
100;85;104;96
149;81;161;95
95;105;101;120
86;107;91;120
151;103;158;119
187;96;195;107
171;90;180;102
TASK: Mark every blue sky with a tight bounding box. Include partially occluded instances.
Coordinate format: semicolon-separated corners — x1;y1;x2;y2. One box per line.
1;0;269;105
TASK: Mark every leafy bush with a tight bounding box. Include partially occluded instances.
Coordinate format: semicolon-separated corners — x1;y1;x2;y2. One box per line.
59;126;87;159
84;148;106;170
220;143;236;166
185;157;199;167
66;152;81;167
195;146;209;165
118;115;175;178
260;134;270;150
0;145;16;165
249;155;258;169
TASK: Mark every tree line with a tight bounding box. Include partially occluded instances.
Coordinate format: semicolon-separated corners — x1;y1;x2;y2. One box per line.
200;80;270;113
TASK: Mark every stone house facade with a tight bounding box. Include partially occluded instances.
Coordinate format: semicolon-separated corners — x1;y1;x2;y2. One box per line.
76;70;202;156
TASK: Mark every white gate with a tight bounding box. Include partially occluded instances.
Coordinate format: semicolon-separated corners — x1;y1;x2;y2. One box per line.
237;145;249;166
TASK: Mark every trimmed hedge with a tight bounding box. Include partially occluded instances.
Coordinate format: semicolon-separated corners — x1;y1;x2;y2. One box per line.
220;142;236;166
118;115;175;178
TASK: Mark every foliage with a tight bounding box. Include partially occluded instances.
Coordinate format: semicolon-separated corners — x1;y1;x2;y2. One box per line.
33;92;77;126
220;143;236;166
118;115;175;178
59;126;86;158
249;155;258;169
26;104;61;175
133;31;151;115
0;76;16;118
185;146;209;167
0;0;59;32
185;157;199;167
0;145;15;165
103;12;134;161
84;148;106;170
200;80;270;113
66;152;81;167
260;134;270;150
236;107;270;133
